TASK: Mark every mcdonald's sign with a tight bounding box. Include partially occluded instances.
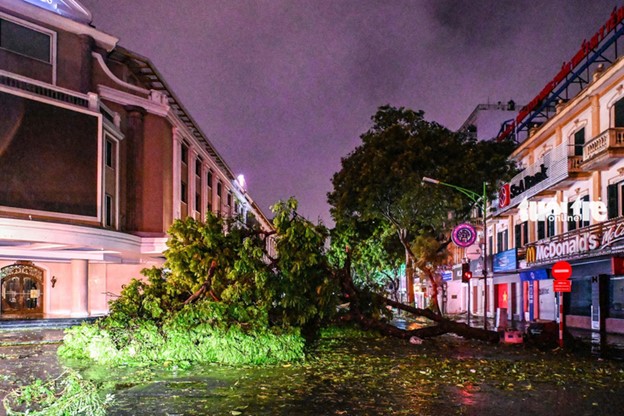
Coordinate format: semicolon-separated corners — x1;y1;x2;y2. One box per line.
525;246;537;263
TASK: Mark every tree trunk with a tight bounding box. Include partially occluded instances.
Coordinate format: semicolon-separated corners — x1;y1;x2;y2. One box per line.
340;251;499;344
405;253;415;304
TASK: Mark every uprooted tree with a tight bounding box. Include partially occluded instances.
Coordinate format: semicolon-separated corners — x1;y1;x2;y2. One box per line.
60;199;341;366
61;107;517;367
327;105;517;341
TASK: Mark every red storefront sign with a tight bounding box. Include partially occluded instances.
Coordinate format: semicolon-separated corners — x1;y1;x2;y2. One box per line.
554;280;572;292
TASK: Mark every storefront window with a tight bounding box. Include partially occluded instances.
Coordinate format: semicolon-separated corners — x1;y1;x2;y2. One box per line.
567;276;591;316
609;276;624;319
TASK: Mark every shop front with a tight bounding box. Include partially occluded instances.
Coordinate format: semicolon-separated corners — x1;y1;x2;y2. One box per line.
492;249;521;322
525;217;624;334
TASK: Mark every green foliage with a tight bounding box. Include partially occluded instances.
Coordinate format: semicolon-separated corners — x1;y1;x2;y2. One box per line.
329;224;402;290
328;105;517;307
328;105;516;233
59;303;305;367
271;199;338;328
165;214;273;308
319;324;381;339
2;369;111;416
61;198;341;368
108;266;180;324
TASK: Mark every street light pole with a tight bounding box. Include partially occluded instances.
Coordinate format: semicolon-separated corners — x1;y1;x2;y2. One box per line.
481;181;488;331
422;177;489;330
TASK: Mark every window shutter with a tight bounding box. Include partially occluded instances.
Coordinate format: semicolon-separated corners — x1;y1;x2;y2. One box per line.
615;99;624;127
537;221;545;240
607;184;619;219
574;129;585;156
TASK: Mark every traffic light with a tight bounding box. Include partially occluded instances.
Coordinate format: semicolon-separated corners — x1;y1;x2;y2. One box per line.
462;263;472;283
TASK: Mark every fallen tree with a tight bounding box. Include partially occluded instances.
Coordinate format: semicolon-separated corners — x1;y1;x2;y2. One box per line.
338;250;500;343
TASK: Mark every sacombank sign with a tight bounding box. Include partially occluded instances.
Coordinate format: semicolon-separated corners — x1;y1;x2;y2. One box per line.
22;0;92;24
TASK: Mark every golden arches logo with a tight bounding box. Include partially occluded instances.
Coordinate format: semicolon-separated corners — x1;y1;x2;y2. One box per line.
525;246;537;263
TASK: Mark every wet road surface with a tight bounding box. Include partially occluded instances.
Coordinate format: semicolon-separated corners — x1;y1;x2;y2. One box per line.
2;329;624;415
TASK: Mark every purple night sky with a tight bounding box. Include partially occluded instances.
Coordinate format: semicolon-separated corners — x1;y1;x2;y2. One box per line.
79;0;619;225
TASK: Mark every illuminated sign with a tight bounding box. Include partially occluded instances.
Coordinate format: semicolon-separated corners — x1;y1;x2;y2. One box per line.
22;0;92;24
508;164;548;199
452;223;477;248
499;184;511;208
519;269;549;281
498;6;624;141
526;217;624;264
493;249;517;273
535;232;600;262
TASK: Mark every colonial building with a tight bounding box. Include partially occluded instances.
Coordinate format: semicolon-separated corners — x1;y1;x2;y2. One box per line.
0;0;272;319
489;6;624;335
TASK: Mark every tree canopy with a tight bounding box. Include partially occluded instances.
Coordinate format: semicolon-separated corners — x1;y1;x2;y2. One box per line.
328;105;517;307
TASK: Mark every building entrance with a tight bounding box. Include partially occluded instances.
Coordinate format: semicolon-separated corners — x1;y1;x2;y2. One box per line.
0;262;44;317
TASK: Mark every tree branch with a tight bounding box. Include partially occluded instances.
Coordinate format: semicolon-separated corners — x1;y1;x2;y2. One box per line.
184;260;218;305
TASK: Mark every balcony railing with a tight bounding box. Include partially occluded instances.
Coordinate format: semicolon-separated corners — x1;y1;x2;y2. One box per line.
568;155;583;172
582;127;624;165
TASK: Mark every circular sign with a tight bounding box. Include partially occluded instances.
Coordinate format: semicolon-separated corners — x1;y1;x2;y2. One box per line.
551;261;572;280
465;244;482;260
498;184;511;208
452;223;477;248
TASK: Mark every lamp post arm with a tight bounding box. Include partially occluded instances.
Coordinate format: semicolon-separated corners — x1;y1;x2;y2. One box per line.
432;180;481;205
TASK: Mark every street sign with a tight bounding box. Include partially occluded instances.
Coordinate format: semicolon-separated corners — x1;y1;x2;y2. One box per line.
552;261;572;280
452;224;477;248
554;280;572;292
465;244;482;260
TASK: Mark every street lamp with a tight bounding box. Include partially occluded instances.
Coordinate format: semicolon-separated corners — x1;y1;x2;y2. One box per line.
422;177;489;330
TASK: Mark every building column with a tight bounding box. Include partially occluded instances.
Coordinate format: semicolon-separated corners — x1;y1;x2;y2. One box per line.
172;128;183;220
188;149;198;217
124;106;146;231
71;259;89;317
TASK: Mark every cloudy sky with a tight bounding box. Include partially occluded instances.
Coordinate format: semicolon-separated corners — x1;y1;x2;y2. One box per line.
79;0;620;224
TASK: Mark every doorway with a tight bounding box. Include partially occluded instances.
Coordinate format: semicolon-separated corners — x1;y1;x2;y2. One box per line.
1;262;44;317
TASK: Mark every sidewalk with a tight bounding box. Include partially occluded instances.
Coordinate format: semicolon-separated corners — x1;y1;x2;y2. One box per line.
0;317;96;346
0;328;65;346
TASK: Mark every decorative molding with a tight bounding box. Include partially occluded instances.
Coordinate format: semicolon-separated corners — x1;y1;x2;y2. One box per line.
92;52;150;95
0;218;167;259
97;84;169;117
